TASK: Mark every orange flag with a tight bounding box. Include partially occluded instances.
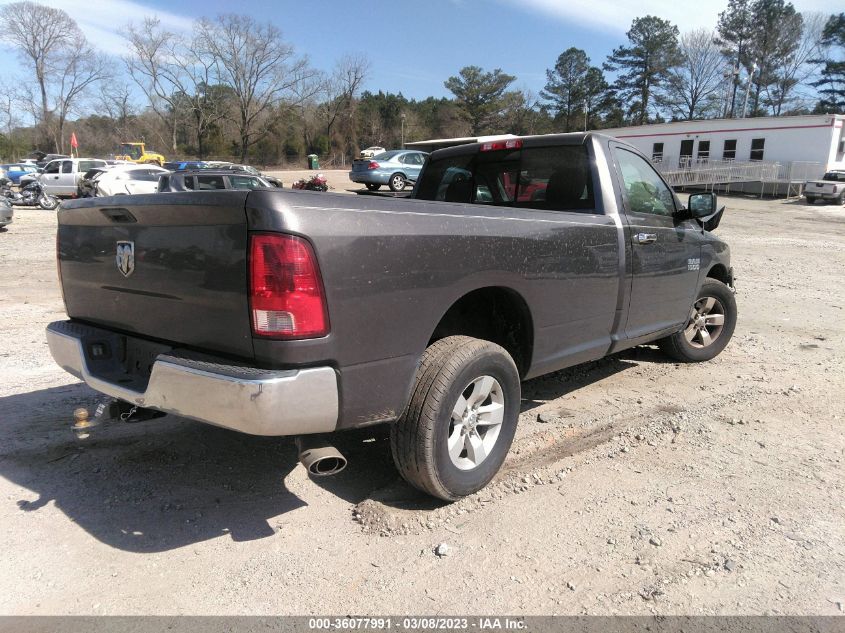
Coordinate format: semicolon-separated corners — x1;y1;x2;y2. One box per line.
70;132;78;157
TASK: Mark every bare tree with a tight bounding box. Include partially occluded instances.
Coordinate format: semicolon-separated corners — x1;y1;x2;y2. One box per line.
100;84;135;141
124;18;187;153
320;54;371;160
51;32;110;153
660;29;725;120
0;1;82;145
764;11;827;114
195;14;317;162
0;83;22;161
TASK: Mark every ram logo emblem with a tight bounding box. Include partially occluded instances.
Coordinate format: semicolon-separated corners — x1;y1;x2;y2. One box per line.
116;241;135;277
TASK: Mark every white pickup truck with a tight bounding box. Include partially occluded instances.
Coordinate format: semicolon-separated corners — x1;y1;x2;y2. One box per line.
804;170;845;205
39;158;108;197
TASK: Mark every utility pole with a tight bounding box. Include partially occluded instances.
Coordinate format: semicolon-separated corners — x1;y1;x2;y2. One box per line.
741;62;758;118
728;57;741;117
400;113;406;148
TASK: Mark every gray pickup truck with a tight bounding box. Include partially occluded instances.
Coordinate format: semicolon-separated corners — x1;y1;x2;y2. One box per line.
46;132;736;501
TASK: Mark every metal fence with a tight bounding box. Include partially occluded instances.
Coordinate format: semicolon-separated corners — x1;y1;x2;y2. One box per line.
652;156;825;197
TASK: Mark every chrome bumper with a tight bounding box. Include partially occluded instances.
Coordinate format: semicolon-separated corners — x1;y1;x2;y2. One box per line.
46;321;339;436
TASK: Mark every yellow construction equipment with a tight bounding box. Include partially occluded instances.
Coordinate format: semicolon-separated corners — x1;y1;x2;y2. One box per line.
114;142;165;166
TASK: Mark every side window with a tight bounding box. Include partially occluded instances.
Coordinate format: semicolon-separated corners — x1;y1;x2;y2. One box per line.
183;176;195;190
414;154;475;202
44;161;60;174
230;175;261;190
750;138;765;161
723;139;737;160
614;148;676;217
196;175;226;190
61;161;74;174
516;145;595;212
697;141;710;161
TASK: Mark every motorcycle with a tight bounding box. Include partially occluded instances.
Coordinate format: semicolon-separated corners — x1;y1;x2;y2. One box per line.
2;178;60;210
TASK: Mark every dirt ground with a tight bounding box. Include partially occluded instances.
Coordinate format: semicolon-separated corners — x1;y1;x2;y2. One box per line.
0;188;843;616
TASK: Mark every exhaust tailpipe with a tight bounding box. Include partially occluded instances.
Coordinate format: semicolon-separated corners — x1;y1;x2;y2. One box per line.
295;435;347;477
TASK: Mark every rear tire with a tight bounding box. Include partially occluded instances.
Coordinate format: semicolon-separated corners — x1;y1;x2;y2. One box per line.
365;183;380;191
388;173;406;192
390;336;520;501
658;278;737;362
806;196;815;204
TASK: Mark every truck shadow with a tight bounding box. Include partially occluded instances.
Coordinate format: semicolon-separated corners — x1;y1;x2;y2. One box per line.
0;346;671;551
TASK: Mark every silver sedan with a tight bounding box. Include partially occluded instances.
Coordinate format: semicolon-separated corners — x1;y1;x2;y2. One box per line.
349;150;428;192
0;197;13;229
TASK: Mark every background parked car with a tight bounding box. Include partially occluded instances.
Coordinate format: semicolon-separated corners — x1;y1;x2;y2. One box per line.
39;158;109;197
207;163;283;187
349;150;428;191
804;170;845;205
0;196;12;229
157;170;274;192
1;163;39;184
35;153;69;169
95;165;168;196
359;146;386;159
163;161;209;171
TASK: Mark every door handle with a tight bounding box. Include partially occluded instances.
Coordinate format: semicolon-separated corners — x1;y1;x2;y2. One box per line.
633;232;657;245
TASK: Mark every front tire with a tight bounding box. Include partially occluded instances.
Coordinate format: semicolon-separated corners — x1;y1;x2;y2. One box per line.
388;173;406;192
659;278;737;362
390;336;520;501
38;194;59;210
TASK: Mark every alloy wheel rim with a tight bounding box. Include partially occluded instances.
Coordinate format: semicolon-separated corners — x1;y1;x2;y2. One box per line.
447;375;504;470
684;296;726;348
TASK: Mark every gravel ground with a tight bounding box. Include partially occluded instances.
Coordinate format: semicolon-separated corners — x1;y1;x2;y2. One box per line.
0;191;843;616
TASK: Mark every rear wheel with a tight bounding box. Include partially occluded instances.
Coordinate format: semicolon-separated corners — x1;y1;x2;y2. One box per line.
806;196;816;204
838;192;845;206
365;183;380;191
388;173;406;192
390;336;520;501
659;278;737;362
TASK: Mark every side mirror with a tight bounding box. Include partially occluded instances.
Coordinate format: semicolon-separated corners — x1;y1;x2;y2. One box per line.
688;192;717;218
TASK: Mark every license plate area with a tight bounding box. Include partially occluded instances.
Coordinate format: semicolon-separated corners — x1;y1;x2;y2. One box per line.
82;332;172;392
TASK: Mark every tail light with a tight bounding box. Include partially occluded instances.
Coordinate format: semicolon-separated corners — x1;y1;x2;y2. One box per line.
480;139;523;152
249;233;329;339
367;161;379;170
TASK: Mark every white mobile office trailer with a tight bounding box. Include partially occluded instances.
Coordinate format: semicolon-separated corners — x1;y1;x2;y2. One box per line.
601;114;845;195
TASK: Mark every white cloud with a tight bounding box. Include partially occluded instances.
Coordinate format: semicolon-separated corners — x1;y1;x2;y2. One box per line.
504;0;834;35
0;0;193;56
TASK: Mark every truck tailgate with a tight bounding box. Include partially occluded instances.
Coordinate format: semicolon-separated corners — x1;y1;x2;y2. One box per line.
57;192;254;359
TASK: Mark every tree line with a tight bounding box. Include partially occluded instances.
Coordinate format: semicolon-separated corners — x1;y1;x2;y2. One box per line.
0;0;843;166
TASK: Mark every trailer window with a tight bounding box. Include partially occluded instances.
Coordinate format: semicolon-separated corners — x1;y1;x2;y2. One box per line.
697;141;710;161
723;139;737;160
750;138;765;161
652;143;664;162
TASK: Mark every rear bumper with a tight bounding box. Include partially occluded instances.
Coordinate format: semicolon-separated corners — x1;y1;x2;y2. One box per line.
805;189;840;199
348;171;390;185
45;321;339;436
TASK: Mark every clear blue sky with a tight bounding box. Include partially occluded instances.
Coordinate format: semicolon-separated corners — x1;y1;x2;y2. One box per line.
0;0;834;102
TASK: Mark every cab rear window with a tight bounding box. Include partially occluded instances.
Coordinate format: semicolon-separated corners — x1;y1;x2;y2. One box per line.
415;144;595;213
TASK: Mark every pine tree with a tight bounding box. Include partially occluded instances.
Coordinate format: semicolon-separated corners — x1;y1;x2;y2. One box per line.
604;16;680;125
444;66;516;135
717;0;755;117
813;13;845;113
